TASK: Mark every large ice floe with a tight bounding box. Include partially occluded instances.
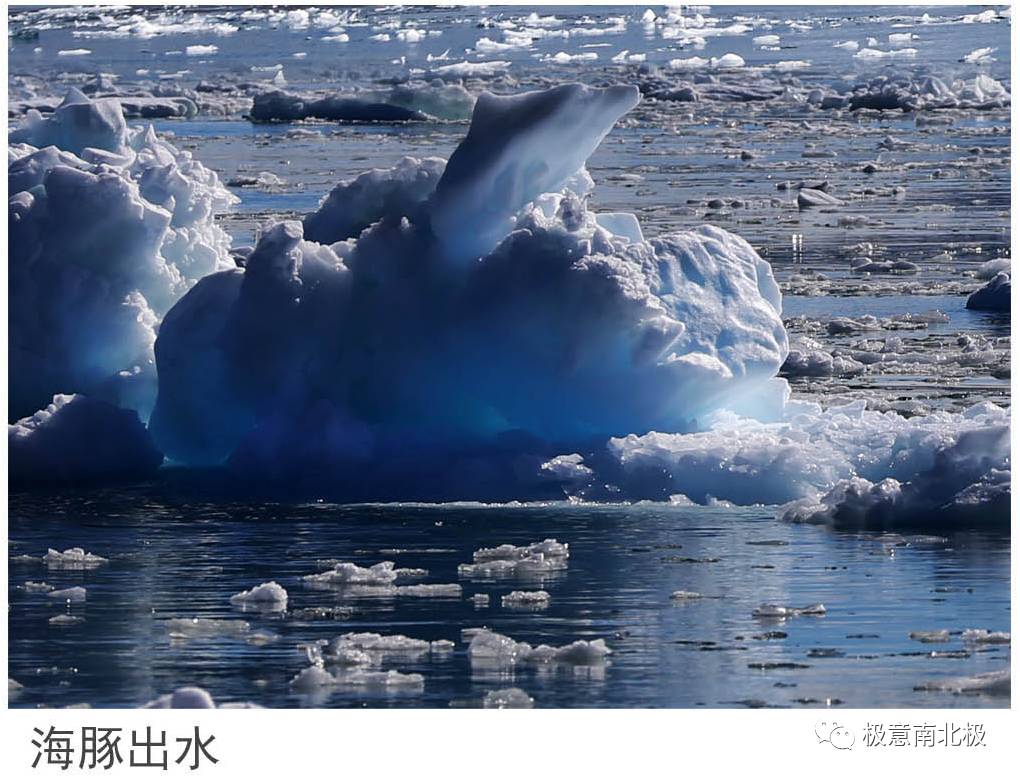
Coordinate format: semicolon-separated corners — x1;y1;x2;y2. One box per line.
8;88;236;423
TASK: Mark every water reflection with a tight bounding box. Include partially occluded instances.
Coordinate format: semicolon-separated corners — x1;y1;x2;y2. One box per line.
8;490;1010;709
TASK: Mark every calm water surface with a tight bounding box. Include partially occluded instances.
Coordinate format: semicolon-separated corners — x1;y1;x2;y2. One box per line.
8;492;1010;709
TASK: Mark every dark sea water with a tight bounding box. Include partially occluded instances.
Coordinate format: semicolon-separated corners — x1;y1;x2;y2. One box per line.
8;490;1010;709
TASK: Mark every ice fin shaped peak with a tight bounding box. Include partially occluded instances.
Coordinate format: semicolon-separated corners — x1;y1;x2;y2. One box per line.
60;87;91;107
428;83;640;264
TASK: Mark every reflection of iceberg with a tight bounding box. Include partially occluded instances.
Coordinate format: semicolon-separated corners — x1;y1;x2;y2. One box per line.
149;84;790;496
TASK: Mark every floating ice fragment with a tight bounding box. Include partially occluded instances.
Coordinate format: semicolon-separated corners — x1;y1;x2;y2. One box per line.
185;44;218;56
854;47;917;60
229;581;288;609
752;603;826;618
472;594;490;608
327;632;431;659
23;581;54;593
670;590;704;600
468;630;533;666
165;617;251;639
335;669;425;690
909;630;950;643
961;629;1010;645
797;189;843;209
49;614;85;626
710;53;745;68
303;561;397;586
428;60;509;78
47;587;87;603
143;686;215;708
915;669;1009;696
394;584;463;598
483;688;535;708
963;46;996;64
249;90;428;122
290;665;336;691
42;547;108;569
474;539;569;562
527;639;611;666
468;629;610;668
501;590;551;608
460;554;567;579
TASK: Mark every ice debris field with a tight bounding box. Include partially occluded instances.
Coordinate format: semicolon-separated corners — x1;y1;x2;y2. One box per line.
6;4;1011;709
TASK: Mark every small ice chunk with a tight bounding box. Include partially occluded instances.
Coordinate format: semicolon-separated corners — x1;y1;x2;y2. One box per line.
501;590;551;608
185;45;218;56
797;188;842;209
753;603;826;618
915;669;1009;696
467;629;533;666
143;686;216;708
961;629;1010;645
394;583;463;598
9;679;24;696
431;639;456;653
909;630;951;643
473;539;569;562
303;561;397;585
963;47;996;64
327;632;431;659
460;539;570;579
472;593;490;608
165;617;251;639
47;586;87;602
290;665;336;691
49;614;85;626
483;688;535;709
333;669;425;690
229;581;288;609
527;639;611;666
43;547;107;569
670;590;704;600
23;581;54;593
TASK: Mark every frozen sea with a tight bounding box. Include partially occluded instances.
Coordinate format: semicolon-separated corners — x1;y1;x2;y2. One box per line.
7;5;1011;708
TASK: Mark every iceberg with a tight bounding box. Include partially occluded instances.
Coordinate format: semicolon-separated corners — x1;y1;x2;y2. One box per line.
9;89;236;421
15;79;1001;523
10;395;163;487
150;82;789;497
150;86;787;493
